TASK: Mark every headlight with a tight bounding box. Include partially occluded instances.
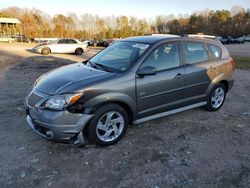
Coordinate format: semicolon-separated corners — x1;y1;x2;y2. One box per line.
44;93;82;110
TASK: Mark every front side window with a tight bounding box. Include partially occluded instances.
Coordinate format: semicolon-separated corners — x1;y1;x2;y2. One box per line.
141;42;180;71
183;42;208;64
88;41;150;72
208;44;221;59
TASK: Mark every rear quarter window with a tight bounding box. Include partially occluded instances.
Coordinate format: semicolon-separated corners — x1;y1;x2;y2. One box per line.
208;44;221;59
183;42;209;64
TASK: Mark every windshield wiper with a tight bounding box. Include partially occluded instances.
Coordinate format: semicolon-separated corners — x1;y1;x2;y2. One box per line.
85;60;97;69
94;63;114;73
85;60;115;73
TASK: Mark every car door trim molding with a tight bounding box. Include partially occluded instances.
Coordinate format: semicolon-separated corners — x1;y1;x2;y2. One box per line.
138;94;205;115
140;81;208;100
184;81;209;89
140;86;185;99
134;101;207;125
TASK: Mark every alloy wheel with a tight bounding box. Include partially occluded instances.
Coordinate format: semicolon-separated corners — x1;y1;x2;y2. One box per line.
96;111;124;142
211;87;225;109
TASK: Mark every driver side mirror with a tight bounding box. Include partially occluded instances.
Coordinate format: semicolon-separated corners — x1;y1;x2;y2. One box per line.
137;66;157;77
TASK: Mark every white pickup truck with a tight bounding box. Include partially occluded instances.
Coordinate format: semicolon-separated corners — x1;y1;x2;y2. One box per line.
34;38;88;55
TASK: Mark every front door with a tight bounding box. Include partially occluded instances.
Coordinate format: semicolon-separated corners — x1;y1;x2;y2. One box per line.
136;42;185;118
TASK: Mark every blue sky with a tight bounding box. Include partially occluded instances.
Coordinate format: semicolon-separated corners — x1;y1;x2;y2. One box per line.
1;0;250;18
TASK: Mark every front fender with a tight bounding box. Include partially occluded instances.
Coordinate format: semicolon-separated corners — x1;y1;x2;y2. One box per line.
83;92;137;119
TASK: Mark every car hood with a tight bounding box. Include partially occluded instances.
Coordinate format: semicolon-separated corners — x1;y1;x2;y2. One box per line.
34;63;116;95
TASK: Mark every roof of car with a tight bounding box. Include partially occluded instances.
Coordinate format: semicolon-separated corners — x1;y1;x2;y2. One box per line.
121;35;180;44
120;35;222;47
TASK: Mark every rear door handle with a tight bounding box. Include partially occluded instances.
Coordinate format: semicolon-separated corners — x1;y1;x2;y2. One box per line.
208;66;216;72
175;73;185;79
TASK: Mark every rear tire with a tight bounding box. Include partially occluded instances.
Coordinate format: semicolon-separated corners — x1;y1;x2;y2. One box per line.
87;104;128;146
206;83;226;111
75;48;83;55
41;47;50;55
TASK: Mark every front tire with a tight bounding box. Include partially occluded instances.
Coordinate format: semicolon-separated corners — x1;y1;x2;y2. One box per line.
87;104;128;146
207;83;226;111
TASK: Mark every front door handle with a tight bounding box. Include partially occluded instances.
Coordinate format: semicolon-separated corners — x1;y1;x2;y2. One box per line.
175;73;185;79
208;66;216;72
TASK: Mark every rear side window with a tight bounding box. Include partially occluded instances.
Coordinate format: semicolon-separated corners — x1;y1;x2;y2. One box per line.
183;42;208;64
68;39;77;44
208;44;221;59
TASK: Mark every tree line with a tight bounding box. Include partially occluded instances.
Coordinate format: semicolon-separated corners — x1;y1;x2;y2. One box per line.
0;5;249;39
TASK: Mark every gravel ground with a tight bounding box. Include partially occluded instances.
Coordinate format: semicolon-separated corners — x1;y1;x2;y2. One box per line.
0;43;250;188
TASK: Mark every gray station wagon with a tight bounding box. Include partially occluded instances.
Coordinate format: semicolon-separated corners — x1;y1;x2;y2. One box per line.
25;35;235;146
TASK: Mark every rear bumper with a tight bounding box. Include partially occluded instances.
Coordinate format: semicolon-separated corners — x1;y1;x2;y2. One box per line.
25;103;93;146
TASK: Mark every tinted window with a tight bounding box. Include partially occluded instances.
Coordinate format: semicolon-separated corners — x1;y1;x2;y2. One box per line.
208;44;221;59
142;42;180;71
183;42;208;64
68;39;77;44
64;39;71;44
101;47;133;61
57;39;65;44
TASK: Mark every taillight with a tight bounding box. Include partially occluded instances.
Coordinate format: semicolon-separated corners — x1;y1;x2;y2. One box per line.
230;59;235;71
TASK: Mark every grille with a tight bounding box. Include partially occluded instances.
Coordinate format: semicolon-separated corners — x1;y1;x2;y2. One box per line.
27;92;43;106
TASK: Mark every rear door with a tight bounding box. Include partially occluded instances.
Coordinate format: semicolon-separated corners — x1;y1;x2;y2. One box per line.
182;41;219;102
67;39;78;53
51;39;67;53
136;42;185;118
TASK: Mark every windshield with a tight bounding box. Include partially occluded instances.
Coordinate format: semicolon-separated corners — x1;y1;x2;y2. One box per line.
87;41;150;72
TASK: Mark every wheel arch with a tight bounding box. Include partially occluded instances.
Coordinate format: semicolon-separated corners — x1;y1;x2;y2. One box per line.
41;46;51;53
83;93;137;124
206;73;230;96
219;80;229;93
75;47;84;53
94;101;134;124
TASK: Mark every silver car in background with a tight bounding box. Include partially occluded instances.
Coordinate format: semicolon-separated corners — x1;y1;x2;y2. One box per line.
34;38;88;55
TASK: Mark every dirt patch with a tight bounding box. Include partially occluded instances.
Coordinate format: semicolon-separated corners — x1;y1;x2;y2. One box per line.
0;43;250;188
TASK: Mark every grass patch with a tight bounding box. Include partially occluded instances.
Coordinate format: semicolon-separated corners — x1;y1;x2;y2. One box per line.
232;56;250;70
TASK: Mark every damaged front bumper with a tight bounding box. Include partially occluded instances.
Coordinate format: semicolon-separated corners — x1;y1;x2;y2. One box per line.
24;90;93;147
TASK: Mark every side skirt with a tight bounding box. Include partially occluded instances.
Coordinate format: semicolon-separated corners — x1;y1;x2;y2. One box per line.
133;101;207;125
